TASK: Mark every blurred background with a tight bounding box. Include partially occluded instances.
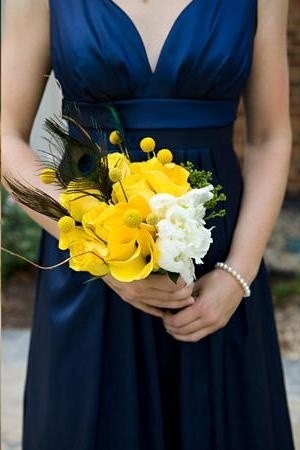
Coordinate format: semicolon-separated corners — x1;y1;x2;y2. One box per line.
1;0;300;449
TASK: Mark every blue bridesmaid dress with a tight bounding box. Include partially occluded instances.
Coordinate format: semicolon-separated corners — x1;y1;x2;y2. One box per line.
23;0;295;449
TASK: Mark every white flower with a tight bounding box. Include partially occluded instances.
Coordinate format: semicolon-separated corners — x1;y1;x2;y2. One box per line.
149;193;177;218
150;187;214;284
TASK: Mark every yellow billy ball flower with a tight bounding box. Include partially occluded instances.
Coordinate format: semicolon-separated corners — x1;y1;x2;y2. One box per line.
157;149;173;164
40;168;56;184
109;167;122;182
58;216;76;233
140;137;156;153
109;130;122;145
124;209;142;228
146;213;159;226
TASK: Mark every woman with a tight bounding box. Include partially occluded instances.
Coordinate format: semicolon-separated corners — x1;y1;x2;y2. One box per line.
2;0;295;449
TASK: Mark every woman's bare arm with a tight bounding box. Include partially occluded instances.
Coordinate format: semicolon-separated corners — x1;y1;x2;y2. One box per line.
225;0;291;282
2;0;60;239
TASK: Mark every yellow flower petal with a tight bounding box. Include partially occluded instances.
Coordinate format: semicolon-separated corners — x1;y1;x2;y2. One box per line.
162;164;190;186
108;245;153;281
60;188;102;222
68;234;108;276
82;203;110;241
58;227;86;251
126;196;151;219
107;152;131;178
112;175;154;203
145;171;189;196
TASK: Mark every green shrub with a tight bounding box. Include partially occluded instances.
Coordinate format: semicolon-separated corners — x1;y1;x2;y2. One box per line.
1;187;41;281
271;274;300;307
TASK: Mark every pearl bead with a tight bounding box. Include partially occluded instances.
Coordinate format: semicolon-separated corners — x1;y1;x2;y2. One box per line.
215;262;251;298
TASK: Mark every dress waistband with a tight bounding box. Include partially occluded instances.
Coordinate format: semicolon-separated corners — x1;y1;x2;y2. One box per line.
103;128;233;150
62;98;239;130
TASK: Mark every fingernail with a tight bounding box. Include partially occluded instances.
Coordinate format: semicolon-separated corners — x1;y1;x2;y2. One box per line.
188;298;195;304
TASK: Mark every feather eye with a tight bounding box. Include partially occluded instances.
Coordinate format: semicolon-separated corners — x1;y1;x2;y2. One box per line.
42;117;113;203
4;176;69;221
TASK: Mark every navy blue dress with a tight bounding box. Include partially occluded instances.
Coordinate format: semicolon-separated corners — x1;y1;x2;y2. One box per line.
23;0;295;449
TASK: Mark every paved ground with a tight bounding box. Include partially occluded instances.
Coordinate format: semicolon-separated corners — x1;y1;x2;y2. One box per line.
1;328;300;450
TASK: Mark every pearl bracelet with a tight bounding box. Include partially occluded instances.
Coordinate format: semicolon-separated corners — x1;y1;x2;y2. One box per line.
215;262;251;298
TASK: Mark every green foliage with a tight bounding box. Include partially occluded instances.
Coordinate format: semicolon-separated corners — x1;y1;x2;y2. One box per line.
271;274;300;307
181;161;227;220
1;188;41;281
182;161;214;189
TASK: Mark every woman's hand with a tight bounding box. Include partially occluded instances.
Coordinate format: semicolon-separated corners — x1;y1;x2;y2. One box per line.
163;268;244;341
103;273;195;318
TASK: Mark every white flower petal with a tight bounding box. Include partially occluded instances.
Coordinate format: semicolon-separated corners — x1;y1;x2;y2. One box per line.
179;186;214;207
149;194;176;217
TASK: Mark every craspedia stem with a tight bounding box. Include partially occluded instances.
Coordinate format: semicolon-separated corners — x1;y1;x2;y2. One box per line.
118;180;128;202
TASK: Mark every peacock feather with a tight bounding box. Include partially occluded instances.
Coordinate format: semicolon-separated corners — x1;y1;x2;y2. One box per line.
41;116;113;203
4;176;69;221
5;104;129;220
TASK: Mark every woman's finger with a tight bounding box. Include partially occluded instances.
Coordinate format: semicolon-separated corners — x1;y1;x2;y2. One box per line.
163;301;202;328
118;283;195;305
165;315;211;335
141;295;195;309
165;283;194;301
170;324;219;342
141;286;194;302
145;274;187;291
130;301;164;318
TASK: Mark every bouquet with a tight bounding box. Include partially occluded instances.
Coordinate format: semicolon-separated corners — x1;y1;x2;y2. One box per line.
5;113;226;284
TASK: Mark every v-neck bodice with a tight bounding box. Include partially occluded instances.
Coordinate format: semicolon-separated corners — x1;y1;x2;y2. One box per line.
107;0;197;75
50;0;257;102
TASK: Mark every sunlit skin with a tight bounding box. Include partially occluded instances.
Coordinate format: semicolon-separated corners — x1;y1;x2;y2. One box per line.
2;0;291;340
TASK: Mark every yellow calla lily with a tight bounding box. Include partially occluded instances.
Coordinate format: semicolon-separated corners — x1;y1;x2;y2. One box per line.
145;171;189;196
58;226;108;276
82;203;110;242
91;197;151;228
69;238;108;277
106;223;159;282
124;196;151;220
112;175;154;203
130;157;162;174
129;157;190;197
162;163;190;186
58;227;86;251
108;243;154;282
60;186;102;222
138;225;159;259
82;197;152;250
108;245;145;281
107;226;137;260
